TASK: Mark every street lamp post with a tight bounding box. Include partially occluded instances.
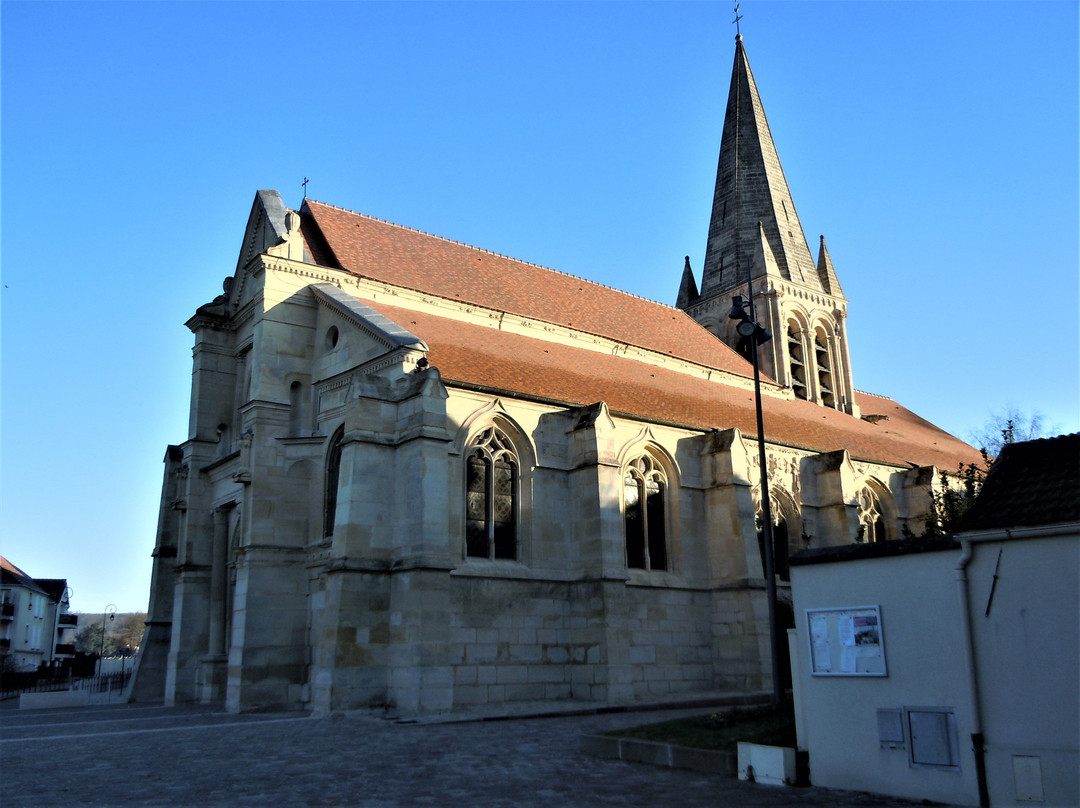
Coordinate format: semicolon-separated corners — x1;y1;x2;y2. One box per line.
61;586;74;682
729;262;784;705
98;604;116;677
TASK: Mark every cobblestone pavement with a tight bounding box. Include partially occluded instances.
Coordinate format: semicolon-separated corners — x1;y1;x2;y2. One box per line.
1;701;957;808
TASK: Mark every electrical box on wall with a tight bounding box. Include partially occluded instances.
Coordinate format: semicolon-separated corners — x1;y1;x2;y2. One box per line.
906;708;959;769
1012;756;1044;802
876;708;905;750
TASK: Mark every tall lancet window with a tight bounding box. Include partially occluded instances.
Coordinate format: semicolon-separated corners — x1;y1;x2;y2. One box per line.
787;322;808;400
756;507;792;582
465;427;518;560
624;455;668;571
856;486;887;543
323;426;345;538
814;327;837;409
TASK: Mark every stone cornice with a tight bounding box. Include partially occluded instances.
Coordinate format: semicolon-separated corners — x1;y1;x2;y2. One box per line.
277;435;328;446
185;313;238;334
312;347;425;400
200;450;240;474
689;278;846;318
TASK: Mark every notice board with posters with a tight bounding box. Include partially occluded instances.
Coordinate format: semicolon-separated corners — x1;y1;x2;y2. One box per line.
806;605;887;676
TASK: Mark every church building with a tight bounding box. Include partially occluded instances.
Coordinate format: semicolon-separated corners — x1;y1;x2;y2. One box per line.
132;34;981;715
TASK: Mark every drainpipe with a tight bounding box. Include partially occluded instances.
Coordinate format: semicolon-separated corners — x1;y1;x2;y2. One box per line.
955;538;990;807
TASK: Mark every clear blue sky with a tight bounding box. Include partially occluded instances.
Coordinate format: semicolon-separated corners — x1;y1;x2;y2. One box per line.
2;1;1077;613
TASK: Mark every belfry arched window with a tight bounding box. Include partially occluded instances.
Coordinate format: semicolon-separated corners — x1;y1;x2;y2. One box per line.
624;455;668;571
814;327;837;409
323;426;345;538
787;321;808;400
856;486;887;543
465;426;518;560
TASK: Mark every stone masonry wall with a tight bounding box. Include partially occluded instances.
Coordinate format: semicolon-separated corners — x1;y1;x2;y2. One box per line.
446;575;716;708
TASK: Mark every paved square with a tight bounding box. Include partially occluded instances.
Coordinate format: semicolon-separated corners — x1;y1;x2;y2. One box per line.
1;703;954;807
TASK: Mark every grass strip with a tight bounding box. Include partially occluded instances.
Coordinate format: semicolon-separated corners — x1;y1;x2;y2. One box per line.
608;702;796;753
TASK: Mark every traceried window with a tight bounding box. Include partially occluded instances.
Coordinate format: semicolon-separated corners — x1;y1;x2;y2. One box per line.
465;427;518;560
624;455;668;571
323;426;345;538
856;486;887;543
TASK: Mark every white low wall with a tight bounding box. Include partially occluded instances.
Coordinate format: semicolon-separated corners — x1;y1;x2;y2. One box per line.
20;689;90;710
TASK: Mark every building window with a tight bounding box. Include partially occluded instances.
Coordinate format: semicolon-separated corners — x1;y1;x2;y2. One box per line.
624;455;668;571
814;327;837;409
856;486;887;543
288;381;303;436
323;426;345;538
787;322;808;400
757;514;791;582
465;426;518;560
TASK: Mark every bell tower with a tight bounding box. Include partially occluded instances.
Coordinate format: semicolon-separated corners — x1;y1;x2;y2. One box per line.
678;34;857;416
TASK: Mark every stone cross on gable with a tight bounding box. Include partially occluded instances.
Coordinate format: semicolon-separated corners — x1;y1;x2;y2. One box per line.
302;177;309;199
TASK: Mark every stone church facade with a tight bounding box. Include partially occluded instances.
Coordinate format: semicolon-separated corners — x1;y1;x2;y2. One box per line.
132;35;980;715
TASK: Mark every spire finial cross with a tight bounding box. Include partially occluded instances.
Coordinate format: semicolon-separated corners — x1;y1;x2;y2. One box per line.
302;177;309;199
733;4;743;37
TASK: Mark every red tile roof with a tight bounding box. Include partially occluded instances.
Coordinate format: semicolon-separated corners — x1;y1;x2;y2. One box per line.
297;197;979;470
365;301;983;470
301;200;756;380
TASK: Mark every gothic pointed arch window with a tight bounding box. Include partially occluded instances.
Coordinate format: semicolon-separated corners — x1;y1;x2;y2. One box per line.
623;454;668;571
856;485;889;543
323;426;345;538
465;426;518;560
754;488;799;583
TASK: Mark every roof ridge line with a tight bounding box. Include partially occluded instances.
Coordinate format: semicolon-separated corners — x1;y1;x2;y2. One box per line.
854;389;895;402
305;198;689;314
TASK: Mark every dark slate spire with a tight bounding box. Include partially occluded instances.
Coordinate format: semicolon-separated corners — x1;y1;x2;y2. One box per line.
675;256;699;309
698;35;819;301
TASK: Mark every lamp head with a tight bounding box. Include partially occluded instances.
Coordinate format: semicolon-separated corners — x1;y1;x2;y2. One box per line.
736;319;757;338
728;295;748;321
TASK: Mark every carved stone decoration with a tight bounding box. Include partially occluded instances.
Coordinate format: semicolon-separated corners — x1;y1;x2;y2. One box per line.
232;428;253;484
169;463;189;511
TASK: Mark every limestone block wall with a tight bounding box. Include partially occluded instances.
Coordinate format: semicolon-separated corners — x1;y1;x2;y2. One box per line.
308;568;392;714
225;547;309;712
710;585;770;691
605;583;715;701
442;575;717;709
385;568;454;714
446;576;591;707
